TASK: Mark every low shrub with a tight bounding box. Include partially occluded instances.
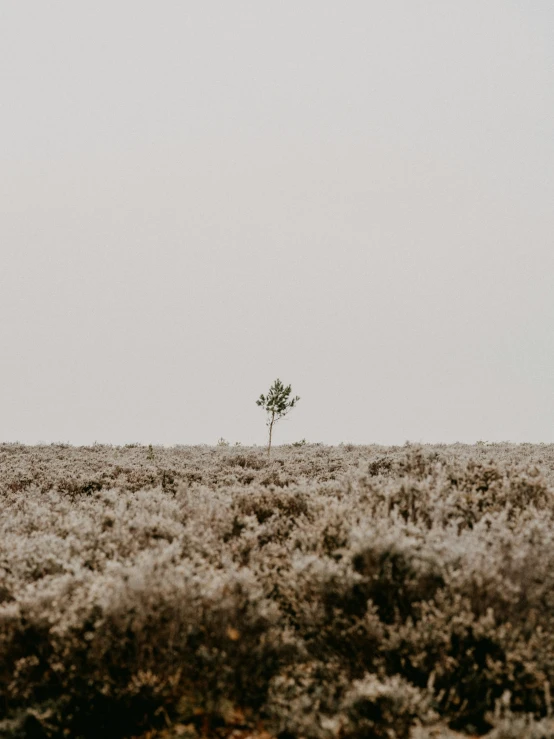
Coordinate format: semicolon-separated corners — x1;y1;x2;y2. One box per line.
1;442;554;737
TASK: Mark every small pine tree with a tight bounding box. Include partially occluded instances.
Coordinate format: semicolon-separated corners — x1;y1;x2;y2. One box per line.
256;379;300;458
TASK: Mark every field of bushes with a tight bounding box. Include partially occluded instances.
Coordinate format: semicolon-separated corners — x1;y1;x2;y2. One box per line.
2;441;554;739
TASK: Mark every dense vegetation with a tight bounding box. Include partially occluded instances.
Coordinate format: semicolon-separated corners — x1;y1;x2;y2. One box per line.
2;441;554;738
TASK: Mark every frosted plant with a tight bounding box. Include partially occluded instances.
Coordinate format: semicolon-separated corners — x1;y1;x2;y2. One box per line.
1;440;554;737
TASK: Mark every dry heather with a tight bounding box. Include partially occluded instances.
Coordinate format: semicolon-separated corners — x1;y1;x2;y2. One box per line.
1;441;554;739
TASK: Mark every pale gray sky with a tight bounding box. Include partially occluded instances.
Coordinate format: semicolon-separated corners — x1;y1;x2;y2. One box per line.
1;1;553;447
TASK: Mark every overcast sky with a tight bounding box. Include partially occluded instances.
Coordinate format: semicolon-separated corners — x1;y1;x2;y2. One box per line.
1;2;553;447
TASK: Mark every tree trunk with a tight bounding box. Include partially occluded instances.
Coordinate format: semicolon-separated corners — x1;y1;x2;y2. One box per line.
267;413;275;458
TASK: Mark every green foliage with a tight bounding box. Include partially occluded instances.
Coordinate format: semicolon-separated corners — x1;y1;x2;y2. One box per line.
256;378;300;418
256;378;300;457
291;438;307;447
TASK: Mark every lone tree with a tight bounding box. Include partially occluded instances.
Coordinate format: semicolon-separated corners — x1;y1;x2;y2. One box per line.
256;378;300;458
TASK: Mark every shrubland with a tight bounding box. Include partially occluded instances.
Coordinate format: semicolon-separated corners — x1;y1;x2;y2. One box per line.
1;441;554;738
